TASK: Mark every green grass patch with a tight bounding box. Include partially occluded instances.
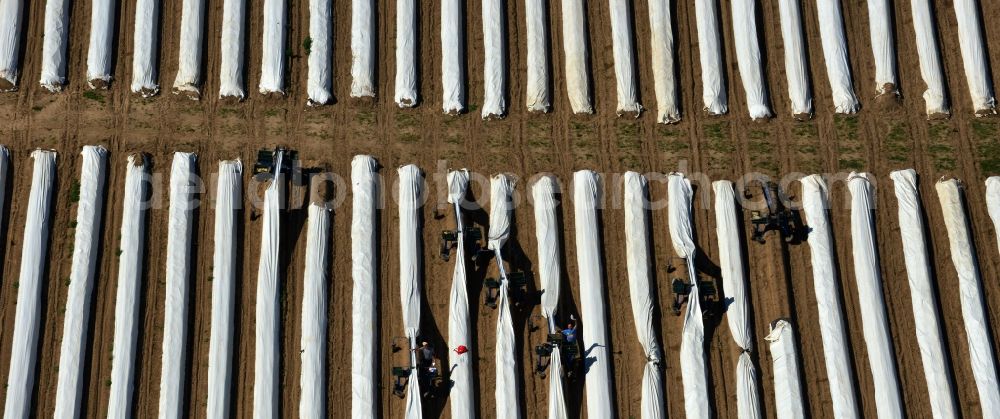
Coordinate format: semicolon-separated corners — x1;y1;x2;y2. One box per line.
83;91;104;103
971;119;998;140
68;181;81;203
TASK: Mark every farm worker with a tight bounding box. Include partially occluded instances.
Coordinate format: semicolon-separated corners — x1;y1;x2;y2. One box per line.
454;345;469;355
562;314;578;343
414;342;435;367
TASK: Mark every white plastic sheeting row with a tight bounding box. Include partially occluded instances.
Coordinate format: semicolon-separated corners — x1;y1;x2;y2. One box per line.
815;0;858;114
301;203;331;418
395;0;418;107
647;0;678;123
573;170;614;418
447;170;475;418
694;0;726;114
777;0;811;117
219;0;246;98
561;0;592;114
953;0;996;114
731;0;770;119
108;155;149;419
668;173;709;419
260;0;286;94
54;146;108;419
40;0;71;91
87;0;116;86
351;0;376;97
398;164;424;419
253;154;283;419
937;179;1000;413
173;0;205;95
609;0;641;116
2;150;56;419
847;173;903;419
800;175;859;418
351;156;379;419
525;0;549;112
441;0;465;113
765;320;806;419
889;170;958;419
132;0;160;96
908;0;948;115
713;181;761;419
0;0;22;89
490;174;520;419
482;0;507;119
159;153;198;419
207;159;242;419
307;0;333;105
623;173;666;418
531;175;567;418
865;0;896;95
988;177;1000;254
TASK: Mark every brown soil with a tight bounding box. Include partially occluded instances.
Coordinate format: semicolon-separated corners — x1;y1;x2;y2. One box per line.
0;0;998;417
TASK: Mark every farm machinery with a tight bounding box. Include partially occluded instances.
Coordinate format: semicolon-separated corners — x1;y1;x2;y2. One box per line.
390;337;444;399
744;180;800;243
528;315;583;380
253;147;297;176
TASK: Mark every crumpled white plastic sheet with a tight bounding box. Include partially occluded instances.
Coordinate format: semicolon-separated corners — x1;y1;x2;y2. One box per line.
800;174;859;418
87;0;116;86
531;175;567;418
713;181;761;419
351;156;379;419
765;320;806;419
398;164;424;418
609;0;641;116
482;0;507;119
525;0;550;112
561;0;592;114
865;0;897;95
624;173;666;418
441;0;465;113
908;0;948;115
953;0;996;114
937;179;1000;413
159;152;198;419
0;0;22;89
647;0;679;123
847;173;904;419
573;170;614;418
777;0;812;117
219;0;246;99
815;0;858;113
889;170;958;418
173;0;205;95
107;155;150;419
207;159;242;419
351;0;376;97
300;203;331;418
446;170;475;418
253;153;283;419
307;0;333;105
131;0;161;96
259;0;286;94
54;146;108;419
395;0;418;107
40;0;71;91
694;0;727;114
490;174;520;418
731;0;771;119
2;150;56;419
669;173;710;419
